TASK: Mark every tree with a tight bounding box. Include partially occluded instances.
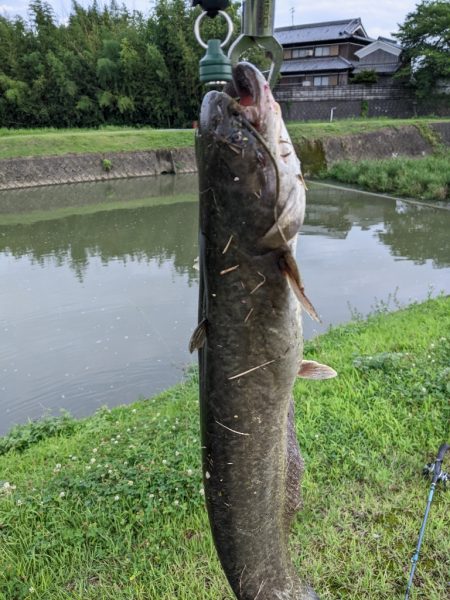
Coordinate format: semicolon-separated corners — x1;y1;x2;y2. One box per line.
395;0;450;97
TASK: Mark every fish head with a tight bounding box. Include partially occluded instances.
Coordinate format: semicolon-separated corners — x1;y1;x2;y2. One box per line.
197;63;306;253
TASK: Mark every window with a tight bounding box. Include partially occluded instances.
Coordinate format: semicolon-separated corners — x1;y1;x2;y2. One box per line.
283;49;292;60
313;75;339;86
292;47;314;58
315;46;330;57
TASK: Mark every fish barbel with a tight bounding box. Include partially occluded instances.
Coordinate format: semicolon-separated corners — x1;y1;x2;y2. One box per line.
190;63;336;600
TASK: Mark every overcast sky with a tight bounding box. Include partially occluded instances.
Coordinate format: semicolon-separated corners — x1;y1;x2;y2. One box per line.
1;0;420;39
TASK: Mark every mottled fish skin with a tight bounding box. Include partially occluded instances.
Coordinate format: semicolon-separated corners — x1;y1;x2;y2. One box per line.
193;63;319;600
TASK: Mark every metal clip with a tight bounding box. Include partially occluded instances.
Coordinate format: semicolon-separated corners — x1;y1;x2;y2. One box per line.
228;0;283;88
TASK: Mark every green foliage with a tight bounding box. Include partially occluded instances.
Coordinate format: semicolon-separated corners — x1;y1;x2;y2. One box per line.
0;413;78;456
323;152;450;201
0;298;449;598
0;1;241;128
101;158;112;171
360;99;369;117
351;70;378;85
394;0;450;97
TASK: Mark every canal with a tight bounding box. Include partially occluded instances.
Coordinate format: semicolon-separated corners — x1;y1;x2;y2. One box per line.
1;174;449;435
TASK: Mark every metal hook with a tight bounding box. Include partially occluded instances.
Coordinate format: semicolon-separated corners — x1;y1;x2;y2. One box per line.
194;10;234;50
228;0;283;88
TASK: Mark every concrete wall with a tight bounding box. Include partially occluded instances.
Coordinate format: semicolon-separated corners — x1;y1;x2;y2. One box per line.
0;148;197;191
277;86;450;121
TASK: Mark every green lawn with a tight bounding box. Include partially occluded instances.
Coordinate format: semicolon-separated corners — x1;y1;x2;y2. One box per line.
0;127;195;160
0;297;449;599
0;118;448;160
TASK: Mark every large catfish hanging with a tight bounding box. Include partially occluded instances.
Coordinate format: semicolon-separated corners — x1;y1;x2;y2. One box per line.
190;63;336;600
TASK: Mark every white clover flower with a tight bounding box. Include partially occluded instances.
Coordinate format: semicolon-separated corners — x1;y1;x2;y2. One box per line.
187;469;193;476
162;459;168;465
3;482;11;490
59;492;65;498
114;441;118;445
16;499;23;506
108;470;113;475
175;451;180;456
92;448;98;453
149;494;155;498
127;428;131;433
116;435;121;439
132;409;137;413
54;464;62;471
86;465;91;470
128;481;134;486
174;500;179;506
199;487;205;496
114;495;120;501
29;587;35;594
90;458;96;464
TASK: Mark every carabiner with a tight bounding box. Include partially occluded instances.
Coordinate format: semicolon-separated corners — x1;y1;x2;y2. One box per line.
228;0;283;88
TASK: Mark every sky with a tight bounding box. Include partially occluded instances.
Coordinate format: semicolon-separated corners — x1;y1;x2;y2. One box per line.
1;0;420;40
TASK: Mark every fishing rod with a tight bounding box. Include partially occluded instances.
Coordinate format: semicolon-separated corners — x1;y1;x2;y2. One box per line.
404;442;449;600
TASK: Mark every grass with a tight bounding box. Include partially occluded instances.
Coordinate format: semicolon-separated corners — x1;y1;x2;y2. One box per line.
287;116;450;143
0;297;449;599
322;152;450;202
0;127;195;160
0;118;449;160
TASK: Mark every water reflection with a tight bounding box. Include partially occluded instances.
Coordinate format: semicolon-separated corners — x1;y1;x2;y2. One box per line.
0;176;449;434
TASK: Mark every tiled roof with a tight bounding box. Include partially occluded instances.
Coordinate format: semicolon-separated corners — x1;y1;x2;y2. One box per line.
281;57;353;74
352;61;401;74
275;18;368;45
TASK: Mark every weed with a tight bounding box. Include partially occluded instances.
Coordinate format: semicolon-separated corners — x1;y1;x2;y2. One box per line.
101;158;112;172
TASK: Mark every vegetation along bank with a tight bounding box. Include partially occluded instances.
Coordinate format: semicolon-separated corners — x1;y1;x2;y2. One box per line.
0;118;449;195
0;296;449;599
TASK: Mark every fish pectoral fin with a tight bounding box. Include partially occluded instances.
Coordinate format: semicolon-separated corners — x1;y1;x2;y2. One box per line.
279;250;321;322
189;319;207;353
298;360;337;380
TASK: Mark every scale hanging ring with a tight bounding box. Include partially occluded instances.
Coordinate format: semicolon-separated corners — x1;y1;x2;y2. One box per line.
194;10;234;50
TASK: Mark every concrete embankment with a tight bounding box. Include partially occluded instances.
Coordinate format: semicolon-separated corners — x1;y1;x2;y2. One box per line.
0;148;197;191
296;121;450;176
0;122;448;189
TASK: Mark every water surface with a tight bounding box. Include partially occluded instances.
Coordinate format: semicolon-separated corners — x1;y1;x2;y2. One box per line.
1;176;449;435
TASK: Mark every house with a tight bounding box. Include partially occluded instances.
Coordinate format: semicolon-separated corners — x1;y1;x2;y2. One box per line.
274;18;402;89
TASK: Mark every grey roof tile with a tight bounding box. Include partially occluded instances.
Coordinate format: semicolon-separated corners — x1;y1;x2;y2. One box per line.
281;57;353;74
275;18;368;45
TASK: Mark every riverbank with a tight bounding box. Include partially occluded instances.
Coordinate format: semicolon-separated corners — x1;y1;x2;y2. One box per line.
0;118;449;191
321;151;450;202
1;297;449;599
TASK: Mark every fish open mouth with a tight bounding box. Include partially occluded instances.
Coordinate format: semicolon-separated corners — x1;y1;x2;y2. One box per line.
232;63;260;107
228;63;263;129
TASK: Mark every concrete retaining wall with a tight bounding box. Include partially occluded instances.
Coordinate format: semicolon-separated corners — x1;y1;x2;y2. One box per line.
0;148;197;191
295;123;450;177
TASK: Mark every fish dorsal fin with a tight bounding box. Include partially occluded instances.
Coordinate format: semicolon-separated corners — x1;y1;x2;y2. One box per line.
189;319;207;353
279;250;321;322
298;360;337;380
